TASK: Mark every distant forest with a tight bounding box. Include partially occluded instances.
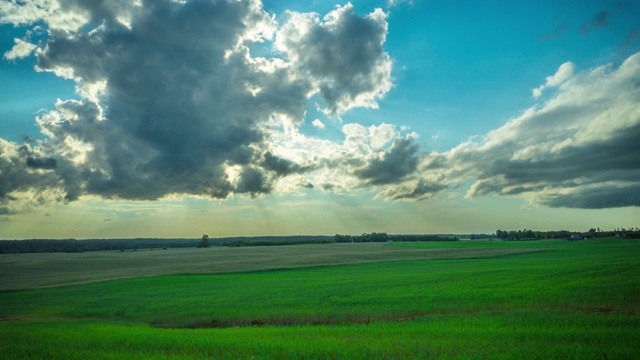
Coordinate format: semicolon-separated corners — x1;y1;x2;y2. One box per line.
334;233;459;243
0;233;458;254
2;229;638;254
0;236;333;254
0;238;198;254
496;228;640;241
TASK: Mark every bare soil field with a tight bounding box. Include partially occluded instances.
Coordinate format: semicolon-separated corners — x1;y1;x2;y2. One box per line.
0;243;545;290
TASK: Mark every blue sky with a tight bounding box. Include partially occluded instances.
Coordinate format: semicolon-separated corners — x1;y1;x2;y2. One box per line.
0;0;639;238
1;28;74;143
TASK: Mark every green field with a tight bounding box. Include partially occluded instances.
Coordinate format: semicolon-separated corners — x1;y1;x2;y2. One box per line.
1;239;639;359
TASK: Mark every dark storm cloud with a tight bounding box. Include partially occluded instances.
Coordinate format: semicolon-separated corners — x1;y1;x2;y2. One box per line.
354;138;419;186
376;181;447;201
26;157;57;170
468;138;640;198
0;140;64;213
537;184;640;209
0;0;400;212
28;0;281;200
0;1;317;205
468;122;640;196
261;151;313;176
235;167;271;196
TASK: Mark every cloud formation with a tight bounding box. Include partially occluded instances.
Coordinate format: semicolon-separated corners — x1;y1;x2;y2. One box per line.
418;53;640;208
274;52;640;207
0;0;394;212
355;138;420;186
3;38;37;60
386;0;414;9
276;3;392;114
311;119;325;129
532;61;575;98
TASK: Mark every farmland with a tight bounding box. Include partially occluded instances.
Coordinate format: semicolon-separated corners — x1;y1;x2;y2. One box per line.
1;239;639;359
0;242;543;291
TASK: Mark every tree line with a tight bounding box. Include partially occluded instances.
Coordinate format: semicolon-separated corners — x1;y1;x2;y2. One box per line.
0;238;199;254
334;232;389;243
334;233;459;243
0;235;335;253
496;228;640;240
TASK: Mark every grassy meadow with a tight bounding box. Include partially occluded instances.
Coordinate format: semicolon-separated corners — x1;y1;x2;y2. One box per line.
1;239;639;359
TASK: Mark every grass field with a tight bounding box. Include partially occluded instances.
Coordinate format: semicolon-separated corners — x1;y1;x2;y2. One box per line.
1;239;639;359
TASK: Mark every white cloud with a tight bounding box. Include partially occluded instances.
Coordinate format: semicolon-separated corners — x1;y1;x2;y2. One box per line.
3;38;37;60
387;0;414;9
426;53;640;208
532;61;575;98
0;0;88;32
311;119;325;128
368;123;396;149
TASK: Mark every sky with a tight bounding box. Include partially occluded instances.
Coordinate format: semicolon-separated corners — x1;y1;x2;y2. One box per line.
0;0;639;239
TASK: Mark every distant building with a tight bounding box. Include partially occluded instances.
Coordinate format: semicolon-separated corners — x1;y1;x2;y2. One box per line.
566;234;583;241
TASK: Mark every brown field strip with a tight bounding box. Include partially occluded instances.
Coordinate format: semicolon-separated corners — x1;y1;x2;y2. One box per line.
0;243;547;291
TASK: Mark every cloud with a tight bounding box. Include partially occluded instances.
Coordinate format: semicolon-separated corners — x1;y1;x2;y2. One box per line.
428;52;640;208
0;0;397;212
0;0;84;31
354;138;419;186
0;139;65;214
579;11;609;34
26;157;57;170
261;151;312;176
376;181;446;201
275;3;393;114
386;0;413;8
532;61;575;98
235;166;272;196
3;38;37;60
311;119;325;128
263;120;427;198
536;183;640;209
